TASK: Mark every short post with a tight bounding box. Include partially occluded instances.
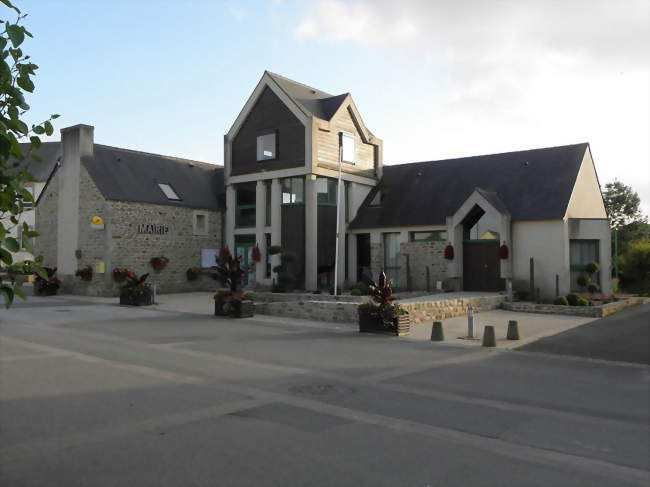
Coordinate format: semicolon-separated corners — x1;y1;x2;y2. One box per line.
426;266;430;293
506;320;520;340
529;258;535;301
152;283;158;304
482;325;496;347
431;321;444;341
467;305;474;338
555;274;559;298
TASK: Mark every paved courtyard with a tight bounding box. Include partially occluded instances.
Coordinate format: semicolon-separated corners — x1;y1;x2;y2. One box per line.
0;295;648;486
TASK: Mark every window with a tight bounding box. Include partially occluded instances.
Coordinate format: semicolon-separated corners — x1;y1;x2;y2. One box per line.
193;211;208;235
282;177;304;204
341;132;355;164
235;183;256;227
410;231;447;242
316;177;337;206
265;233;272;278
383;232;401;288
570;239;600;291
265;180;272;226
18;225;34;250
22;184;34;209
158;183;181;200
257;131;277;161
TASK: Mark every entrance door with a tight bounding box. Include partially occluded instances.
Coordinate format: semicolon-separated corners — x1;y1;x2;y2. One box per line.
463;241;501;291
235;234;256;286
356;233;371;282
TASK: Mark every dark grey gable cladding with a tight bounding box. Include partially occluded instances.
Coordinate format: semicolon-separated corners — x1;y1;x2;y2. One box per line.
350;143;588;229
12;142;61;181
267;71;348;121
83;145;223;210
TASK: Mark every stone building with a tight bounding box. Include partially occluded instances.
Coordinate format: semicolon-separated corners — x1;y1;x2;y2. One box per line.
35;124;223;295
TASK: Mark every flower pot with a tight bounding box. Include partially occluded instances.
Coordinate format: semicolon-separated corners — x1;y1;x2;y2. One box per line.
232;300;255;318
214;300;228;316
36;286;58;296
120;293;153;306
358;311;410;336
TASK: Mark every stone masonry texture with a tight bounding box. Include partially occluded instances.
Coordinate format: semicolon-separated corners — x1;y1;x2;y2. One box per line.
398;241;447;291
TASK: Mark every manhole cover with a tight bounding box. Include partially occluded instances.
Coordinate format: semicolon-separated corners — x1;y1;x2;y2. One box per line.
288;384;354;396
54;309;71;312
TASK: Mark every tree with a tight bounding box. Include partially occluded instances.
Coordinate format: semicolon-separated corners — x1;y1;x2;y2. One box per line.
602;181;646;229
1;0;59;307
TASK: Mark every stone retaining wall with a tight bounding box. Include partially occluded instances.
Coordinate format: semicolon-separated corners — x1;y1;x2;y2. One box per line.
502;297;644;318
255;294;506;325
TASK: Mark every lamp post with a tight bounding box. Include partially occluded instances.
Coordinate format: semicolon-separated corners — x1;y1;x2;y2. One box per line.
333;135;343;296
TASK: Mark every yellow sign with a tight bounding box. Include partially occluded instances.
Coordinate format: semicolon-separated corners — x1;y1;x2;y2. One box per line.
92;216;104;225
93;261;105;274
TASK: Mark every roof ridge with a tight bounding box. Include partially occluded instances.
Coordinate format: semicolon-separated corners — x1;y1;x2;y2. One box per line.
93;144;222;169
385;142;589;168
265;71;333;98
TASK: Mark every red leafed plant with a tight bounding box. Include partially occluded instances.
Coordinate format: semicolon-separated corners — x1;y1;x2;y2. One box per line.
150;256;169;271
75;266;93;281
444;244;454;260
219;247;231;261
113;268;135;282
251;244;261;263
498;242;509;260
359;270;406;328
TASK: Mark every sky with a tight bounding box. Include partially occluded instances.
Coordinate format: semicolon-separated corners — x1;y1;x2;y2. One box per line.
13;0;650;216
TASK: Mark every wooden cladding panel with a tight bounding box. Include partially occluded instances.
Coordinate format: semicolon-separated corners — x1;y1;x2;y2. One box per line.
231;87;305;176
316;106;375;174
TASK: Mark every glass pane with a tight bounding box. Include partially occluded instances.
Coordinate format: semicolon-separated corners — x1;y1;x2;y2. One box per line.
236;207;256;227
256;133;276;161
342;133;355;163
570;240;598;266
236;183;256;206
291;177;304;203
467;212;500;240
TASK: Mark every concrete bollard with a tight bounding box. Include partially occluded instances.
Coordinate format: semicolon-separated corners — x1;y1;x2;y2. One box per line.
431;321;444;341
507;320;520;340
482;325;496;347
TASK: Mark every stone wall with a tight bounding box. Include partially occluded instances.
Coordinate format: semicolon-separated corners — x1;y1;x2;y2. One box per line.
398;241;447;291
502;297;644;318
34;169;58;267
369;242;383;282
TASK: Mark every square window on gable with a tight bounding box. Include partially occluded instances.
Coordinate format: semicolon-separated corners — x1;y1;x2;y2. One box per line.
341;132;355;164
257;131;277;161
158;183;181;200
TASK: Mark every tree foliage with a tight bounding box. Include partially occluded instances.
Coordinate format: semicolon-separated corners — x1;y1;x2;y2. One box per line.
602;181;646;229
1;0;59;307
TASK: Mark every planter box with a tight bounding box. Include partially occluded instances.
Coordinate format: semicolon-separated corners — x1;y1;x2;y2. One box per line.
214;299;255;318
120;293;153;306
36;286;58;296
358;312;410;336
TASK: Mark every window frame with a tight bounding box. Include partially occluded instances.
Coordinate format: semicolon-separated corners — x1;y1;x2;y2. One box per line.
409;230;447;242
256;129;278;162
316;177;338;206
235;183;257;228
192;211;209;236
340;131;355;165
157;182;181;201
281;177;305;205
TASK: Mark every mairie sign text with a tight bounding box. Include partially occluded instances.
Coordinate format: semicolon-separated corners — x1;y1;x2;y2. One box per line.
137;223;169;235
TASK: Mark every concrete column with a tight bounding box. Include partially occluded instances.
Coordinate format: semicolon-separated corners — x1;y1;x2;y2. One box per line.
304;175;318;291
57;124;94;275
270;178;282;280
225;185;235;251
336;183;346;288
255;180;266;283
347;233;357;283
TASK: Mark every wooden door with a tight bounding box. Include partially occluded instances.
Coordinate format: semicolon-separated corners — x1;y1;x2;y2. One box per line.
463;241;501;291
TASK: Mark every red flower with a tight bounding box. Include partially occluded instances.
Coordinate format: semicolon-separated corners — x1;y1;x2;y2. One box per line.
444;244;454;260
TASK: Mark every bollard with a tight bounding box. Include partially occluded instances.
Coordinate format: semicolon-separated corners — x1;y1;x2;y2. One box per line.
507;320;520;340
431;321;444;341
467;305;474;338
482;325;496;347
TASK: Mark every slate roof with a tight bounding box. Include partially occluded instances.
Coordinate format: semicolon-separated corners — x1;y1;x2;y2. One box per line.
9;142;62;181
349;143;589;229
267;71;348;121
82;145;224;210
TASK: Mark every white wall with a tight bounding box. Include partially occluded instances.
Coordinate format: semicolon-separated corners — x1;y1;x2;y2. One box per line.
565;148;607;219
511;220;569;298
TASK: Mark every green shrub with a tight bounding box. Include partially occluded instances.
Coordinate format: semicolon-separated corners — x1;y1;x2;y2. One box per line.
619;240;650;294
575;297;589;306
587;283;600;294
281;251;298;263
350;288;361;296
585;261;600;275
353;282;369;295
268;245;283;255
611;277;619;294
553;296;568;305
566;293;580;306
576;275;589;287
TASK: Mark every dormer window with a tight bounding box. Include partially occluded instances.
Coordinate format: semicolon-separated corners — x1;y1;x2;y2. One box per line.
158;183;181;200
341;132;355;164
257;130;277;161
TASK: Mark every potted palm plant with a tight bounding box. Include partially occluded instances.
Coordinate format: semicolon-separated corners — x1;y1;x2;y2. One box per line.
119;272;153;306
213;248;254;318
357;271;410;336
34;267;61;296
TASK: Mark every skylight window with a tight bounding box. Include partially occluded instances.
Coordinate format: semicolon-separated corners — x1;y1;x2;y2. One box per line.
341;132;355;164
158;183;181;200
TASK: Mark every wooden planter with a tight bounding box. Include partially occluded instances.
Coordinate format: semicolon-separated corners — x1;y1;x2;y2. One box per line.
358;311;410;336
214;299;255;318
120;293;153;306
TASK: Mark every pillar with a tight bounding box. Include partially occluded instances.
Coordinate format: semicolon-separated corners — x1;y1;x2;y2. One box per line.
225;185;235;251
305;175;318;291
255;180;266;283
270;178;282;280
